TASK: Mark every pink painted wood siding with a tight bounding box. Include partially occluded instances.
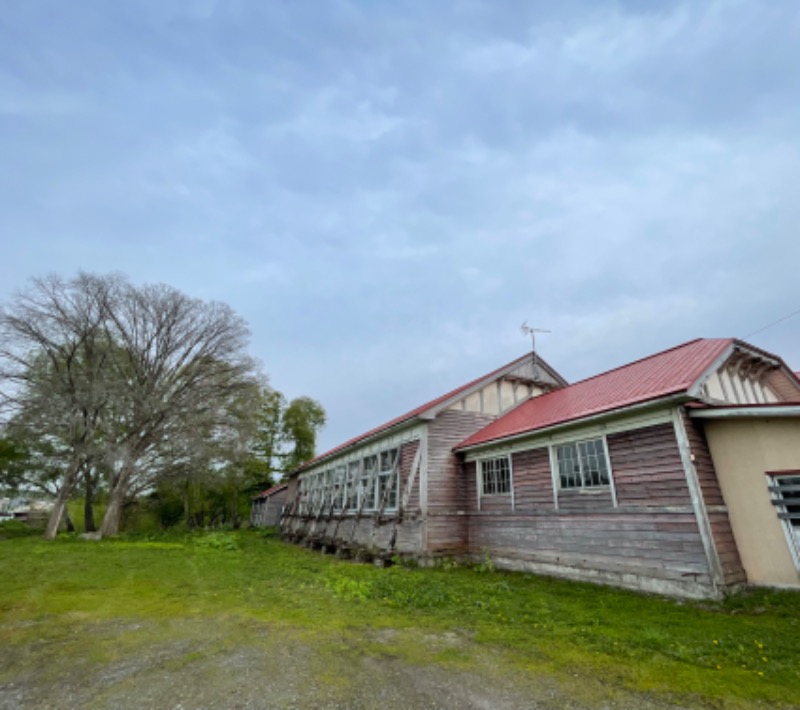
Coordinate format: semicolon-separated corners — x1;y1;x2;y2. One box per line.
608;424;692;507
681;411;746;585
464;423;715;590
426;410;494;552
512;448;554;510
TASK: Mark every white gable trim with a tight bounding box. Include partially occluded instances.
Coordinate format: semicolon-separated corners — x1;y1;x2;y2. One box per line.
687;343;736;398
688;343;781;399
423;356;565;420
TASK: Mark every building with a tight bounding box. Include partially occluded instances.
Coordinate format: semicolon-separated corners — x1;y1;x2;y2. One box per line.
278;338;800;598
251;483;289;527
280;353;567;556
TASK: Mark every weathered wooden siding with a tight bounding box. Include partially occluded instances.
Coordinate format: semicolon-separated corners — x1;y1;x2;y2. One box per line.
251;489;289;527
302;514;424;555
682;414;725;507
512;448;554;510
468;510;712;595
682;412;746;585
609;424;692;507
401;439;421;514
766;368;800;401
708;511;747;585
426;410;494;552
465;426;719;597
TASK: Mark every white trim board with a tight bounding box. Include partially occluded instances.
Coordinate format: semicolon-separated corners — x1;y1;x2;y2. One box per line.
462;408;674;463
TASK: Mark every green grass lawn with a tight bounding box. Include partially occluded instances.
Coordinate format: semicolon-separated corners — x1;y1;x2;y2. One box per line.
1;524;798;708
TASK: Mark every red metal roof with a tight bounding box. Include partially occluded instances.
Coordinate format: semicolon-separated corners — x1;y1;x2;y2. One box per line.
456;338;735;450
293;351;564;473
253;483;288;500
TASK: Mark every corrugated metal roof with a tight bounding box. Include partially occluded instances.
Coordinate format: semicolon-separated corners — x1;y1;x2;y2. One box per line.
456;338;735;450
293;351;564;473
253;483;288;500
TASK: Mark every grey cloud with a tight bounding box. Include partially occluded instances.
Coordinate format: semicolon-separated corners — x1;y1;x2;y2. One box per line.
1;0;798;451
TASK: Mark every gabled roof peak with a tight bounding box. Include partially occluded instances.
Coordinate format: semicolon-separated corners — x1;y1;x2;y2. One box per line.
456;338;742;451
292;350;566;473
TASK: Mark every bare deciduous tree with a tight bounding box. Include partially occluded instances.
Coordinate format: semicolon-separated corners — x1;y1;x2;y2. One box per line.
0;273;261;538
95;282;260;535
0;273;119;538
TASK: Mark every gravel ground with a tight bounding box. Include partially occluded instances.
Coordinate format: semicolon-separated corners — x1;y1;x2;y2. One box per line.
0;619;689;710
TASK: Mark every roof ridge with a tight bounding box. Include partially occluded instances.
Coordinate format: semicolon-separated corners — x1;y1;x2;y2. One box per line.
564;338;731;387
455;337;739;451
294;349;564;472
731;338;783;363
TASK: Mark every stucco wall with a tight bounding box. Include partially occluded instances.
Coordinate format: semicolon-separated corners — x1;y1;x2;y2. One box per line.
702;418;800;587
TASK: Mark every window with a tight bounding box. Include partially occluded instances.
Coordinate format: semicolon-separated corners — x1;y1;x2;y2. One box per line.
769;472;800;566
332;466;346;512
480;456;511;495
376;448;399;510
555;438;610;489
304;473;321;515
313;472;326;514
346;461;361;511
301;446;402;516
320;470;332;512
361;455;379;511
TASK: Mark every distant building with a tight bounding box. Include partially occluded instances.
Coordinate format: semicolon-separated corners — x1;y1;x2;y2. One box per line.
251;483;289;527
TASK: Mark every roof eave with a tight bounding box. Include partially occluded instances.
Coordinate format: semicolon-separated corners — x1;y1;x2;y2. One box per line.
689;404;800;420
289;415;426;477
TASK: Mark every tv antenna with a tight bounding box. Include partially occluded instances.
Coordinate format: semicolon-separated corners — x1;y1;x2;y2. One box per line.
521;321;550;379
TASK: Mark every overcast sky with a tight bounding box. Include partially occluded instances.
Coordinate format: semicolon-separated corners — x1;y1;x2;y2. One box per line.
2;0;799;451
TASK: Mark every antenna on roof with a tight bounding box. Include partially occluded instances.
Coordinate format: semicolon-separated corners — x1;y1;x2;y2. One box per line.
521;321;550;380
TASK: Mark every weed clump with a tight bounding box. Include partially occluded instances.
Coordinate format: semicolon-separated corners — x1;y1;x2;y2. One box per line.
193;532;239;551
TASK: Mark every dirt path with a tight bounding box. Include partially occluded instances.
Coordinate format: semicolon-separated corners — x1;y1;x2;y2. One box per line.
0;618;688;709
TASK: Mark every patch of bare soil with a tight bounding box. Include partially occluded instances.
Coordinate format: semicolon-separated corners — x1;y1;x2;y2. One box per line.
0;618;688;709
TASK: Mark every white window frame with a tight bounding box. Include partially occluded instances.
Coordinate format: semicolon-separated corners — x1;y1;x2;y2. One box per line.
331;465;346;512
477;455;513;509
547;435;617;508
361;454;378;512
767;471;800;571
302;446;402;517
345;461;360;511
376;448;400;512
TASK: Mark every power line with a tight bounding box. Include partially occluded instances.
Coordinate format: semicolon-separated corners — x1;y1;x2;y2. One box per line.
743;306;800;339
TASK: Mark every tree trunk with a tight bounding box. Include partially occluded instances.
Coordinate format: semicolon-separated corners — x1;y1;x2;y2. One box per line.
84;474;96;532
100;466;130;537
65;508;75;533
44;487;70;540
99;494;123;537
183;480;191;528
44;458;82;541
44;495;67;540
